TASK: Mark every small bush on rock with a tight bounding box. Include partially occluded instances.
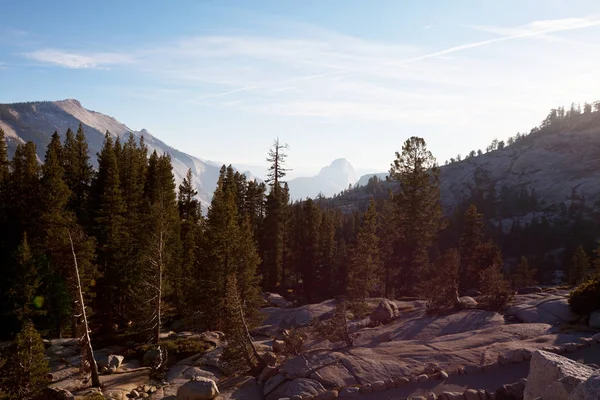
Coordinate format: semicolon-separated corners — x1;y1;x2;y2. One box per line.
569;276;600;315
478;265;513;310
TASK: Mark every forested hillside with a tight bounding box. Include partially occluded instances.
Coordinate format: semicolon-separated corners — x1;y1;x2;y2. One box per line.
1;101;599;356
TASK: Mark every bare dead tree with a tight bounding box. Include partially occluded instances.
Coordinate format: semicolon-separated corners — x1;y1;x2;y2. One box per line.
68;231;100;388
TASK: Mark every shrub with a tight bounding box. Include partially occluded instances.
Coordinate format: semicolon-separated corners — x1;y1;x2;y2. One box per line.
311;300;352;347
0;322;50;400
569;276;600;315
478;266;513;310
83;393;106;400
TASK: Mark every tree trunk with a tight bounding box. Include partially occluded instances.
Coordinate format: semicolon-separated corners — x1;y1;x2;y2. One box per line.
154;231;163;345
68;232;100;388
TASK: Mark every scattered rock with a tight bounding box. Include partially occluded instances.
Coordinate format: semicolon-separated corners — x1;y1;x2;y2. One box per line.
372;381;387;391
464;389;480;400
506;349;525;363
108;354;124;370
579;338;595;347
263;351;278;366
427;393;438;400
176;377;219;400
417;374;429;383
370;299;399;323
497;379;525;400
264;292;291;308
395;377;410;386
437;371;449;380
458;296;478;308
359;384;372;394
438;392;464;400
259;366;279;383
266;378;326;400
273;340;286;353
524;350;595;400
562;343;579;353
130;389;140;398
315;389;338;400
386;379;395;389
339;387;360;398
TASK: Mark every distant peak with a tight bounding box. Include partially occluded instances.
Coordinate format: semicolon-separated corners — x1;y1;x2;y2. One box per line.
330;158;352;168
55;99;82;108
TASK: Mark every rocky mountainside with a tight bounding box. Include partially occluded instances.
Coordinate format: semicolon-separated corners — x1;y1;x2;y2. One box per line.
287;158;358;200
337;110;600;227
0;99;225;207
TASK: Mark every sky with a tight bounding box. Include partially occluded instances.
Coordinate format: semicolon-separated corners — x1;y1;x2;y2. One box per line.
2;0;600;178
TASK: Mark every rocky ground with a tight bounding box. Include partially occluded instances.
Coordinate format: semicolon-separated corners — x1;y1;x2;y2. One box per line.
44;288;600;399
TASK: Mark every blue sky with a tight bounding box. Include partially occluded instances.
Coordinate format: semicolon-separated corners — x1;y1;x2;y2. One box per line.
2;0;600;177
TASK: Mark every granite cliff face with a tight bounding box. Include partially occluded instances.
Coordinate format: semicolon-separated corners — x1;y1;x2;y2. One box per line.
0;99;223;207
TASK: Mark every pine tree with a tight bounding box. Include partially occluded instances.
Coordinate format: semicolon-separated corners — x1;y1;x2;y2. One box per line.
90;133;127;328
300;198;321;302
347;198;381;300
261;139;290;291
7;234;41;323
0;322;50;400
426;248;460;311
200;166;263;330
40;132;96;337
63;124;94;225
389;137;442;295
569;246;590;285
8;141;41;245
178;168;202;314
513;256;537;288
221;274;265;373
459;205;485;292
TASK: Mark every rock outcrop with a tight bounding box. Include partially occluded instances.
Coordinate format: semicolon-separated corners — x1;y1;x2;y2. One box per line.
370;299;400;323
524;350;595;400
176;377;219;400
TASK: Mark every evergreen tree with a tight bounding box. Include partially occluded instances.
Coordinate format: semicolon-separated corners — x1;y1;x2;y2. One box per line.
513;256;537;288
8;141;41;245
178;168;202;314
569;245;590;285
0;322;50;400
260;139;290;290
199;166;262;329
90;133;127;328
63;124;94;226
7;234;41;323
298;198;321;302
389;137;442;295
347;199;381;300
317;209;336;294
426;248;460;310
459;205;485;292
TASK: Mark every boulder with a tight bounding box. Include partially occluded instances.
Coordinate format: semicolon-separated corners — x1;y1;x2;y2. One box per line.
505;349;525;363
524;350;595;400
259;366;279;383
438;392;464;400
517;287;543;295
339;387;360;398
315;390;338;400
263;351;278;366
176;377;219;400
589;310;600;329
264;374;287;397
264;292;291;308
570;370;600;399
497;379;526;400
464;389;480;400
273;340;286;353
372;381;387;391
417;374;429;383
35;388;75;400
266;378;326;400
458;296;478;308
370;299;399;323
108;354;124;370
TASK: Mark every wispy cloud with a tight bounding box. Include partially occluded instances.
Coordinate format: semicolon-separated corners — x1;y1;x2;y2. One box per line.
18;15;600;126
24;49;134;69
